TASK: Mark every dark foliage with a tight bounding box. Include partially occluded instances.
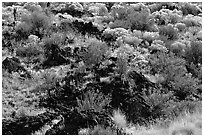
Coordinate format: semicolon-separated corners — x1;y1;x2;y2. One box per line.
2;56;31;78
72;20;103;38
2;111;58;135
42;44;70;68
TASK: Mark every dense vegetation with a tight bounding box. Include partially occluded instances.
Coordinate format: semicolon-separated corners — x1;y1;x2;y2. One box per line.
2;2;202;135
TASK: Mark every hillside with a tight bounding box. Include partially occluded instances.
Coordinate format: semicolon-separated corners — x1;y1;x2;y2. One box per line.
2;2;202;135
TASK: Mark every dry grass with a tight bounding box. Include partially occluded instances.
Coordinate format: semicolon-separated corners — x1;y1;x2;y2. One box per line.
110;107;202;135
130;109;202;135
112;109;127;129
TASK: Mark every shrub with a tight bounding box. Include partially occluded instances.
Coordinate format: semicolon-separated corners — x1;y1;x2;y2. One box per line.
15;22;32;40
182;15;202;27
76;90;111;113
127;3;147;13
88;3;108;16
42;33;66;58
144;87;174;120
149;52;200;100
98;4;108;16
16;43;43;58
16;10;51;39
171;73;199;100
14;106;29;118
23;2;43;12
112;109;127;129
149;40;168;53
185;62;202;80
109;19;131;29
80;38;108;68
170;41;186;56
179;2;202;16
128;10;157;32
159;24;178;41
123;35;142;47
142;32;159;44
184;40;202;65
152;9;182;25
111;5;128;20
175;23;186;32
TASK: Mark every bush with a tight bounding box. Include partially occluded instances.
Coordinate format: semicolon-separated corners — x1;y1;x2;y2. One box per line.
42;33;66;58
128;10;157;32
149;52;200;100
88;3;108;16
184;41;202;65
109;20;131;29
23;2;43;12
111;5;128;20
16;43;43;58
171;73;199;100
80;38;108;68
159;24;178;41
15;22;32;40
144;87;174;120
179;2;202;16
182;15;201;27
76;90;111;113
16;10;51;39
175;23;186;32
